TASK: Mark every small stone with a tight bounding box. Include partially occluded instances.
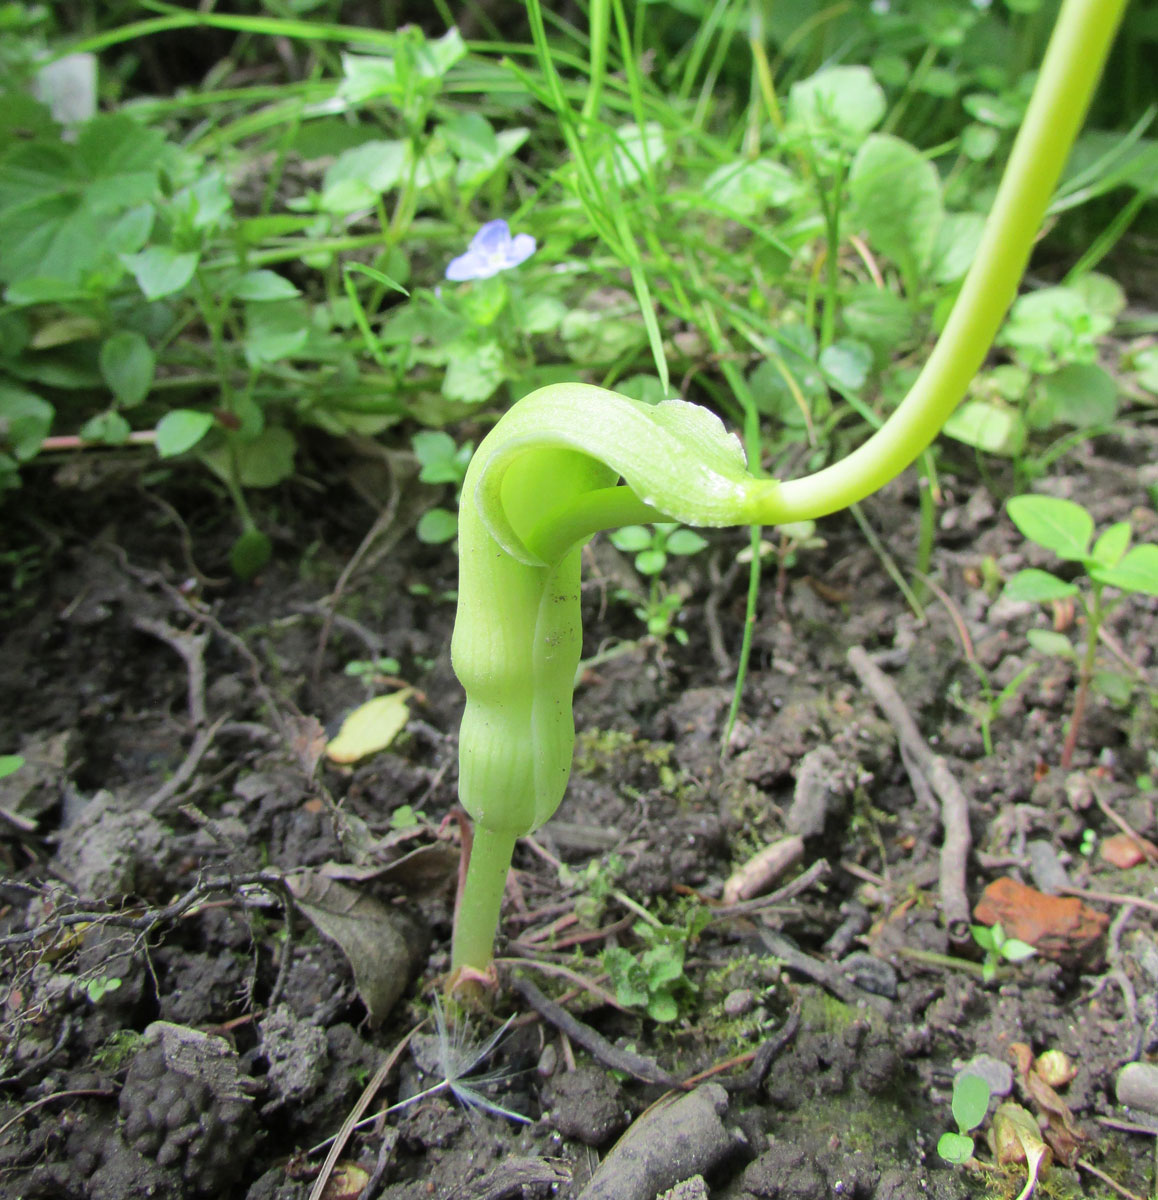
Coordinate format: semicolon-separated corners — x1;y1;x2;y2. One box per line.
537;1043;558;1078
840;952;897;999
1117;1062;1158;1115
959;1054;1014;1098
723;989;755;1018
657;1176;710;1200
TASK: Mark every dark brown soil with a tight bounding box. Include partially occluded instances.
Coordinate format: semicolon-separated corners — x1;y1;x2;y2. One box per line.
1;426;1156;1200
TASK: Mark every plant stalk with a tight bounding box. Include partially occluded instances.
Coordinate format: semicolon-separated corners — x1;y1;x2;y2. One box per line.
450;825;518;974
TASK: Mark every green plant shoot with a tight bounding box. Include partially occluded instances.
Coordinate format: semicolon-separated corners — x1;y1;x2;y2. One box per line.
937;1070;992;1164
1002;493;1158;767
448;0;1127;981
971;922;1036;984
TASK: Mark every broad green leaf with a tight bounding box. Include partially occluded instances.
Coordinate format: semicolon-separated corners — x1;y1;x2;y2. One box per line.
1069;272;1126;321
937;1132;975;1164
233;270;300;301
0;755;23;780
944;400;1026;457
841;284;914;350
122;246;198;300
0;383;53;460
703;159;799;217
79;411;131;445
952;1072;991;1132
1134;345;1158;394
1026;629;1078;660
412;430;460;482
961;123;1000;160
930;213;985;284
848;134;944;274
788;66;886;144
819;340;872;393
326;690;414;764
231;426;296;488
1089;544;1158;595
320;140;407;212
244;299;310;366
230;529;272;580
635;548;667;575
1092;671;1133;705
1000;938;1037;962
155;409;213;457
666;529;709;556
442;340;506;404
1006;495;1093;560
1001;569;1078;604
610;525;653;553
1091;522;1131;568
1029;363;1118;430
99;330;154;407
416;507;459;543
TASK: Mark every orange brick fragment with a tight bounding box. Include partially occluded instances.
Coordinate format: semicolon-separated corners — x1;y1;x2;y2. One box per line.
1100;832;1158;869
973;877;1107;964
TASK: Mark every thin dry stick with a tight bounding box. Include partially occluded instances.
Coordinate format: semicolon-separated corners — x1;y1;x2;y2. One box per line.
144;716;227;813
1076;1157;1148;1200
1058;885;1158;916
307;1022;423;1200
1089;778;1158;864
132;615;209;726
511;976;682;1089
0;1089;115;1141
847;645;972;938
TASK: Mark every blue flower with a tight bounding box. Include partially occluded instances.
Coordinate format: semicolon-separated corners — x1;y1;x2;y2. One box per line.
445;219;536;282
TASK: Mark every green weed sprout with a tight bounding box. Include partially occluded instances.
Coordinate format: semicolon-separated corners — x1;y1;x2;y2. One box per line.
610;522;708;646
937;1071;992;1164
1001;494;1158;767
447;0;1126;984
971;922;1036;984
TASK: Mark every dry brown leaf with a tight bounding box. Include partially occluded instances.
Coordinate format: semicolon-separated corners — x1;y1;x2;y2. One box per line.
287;871;418;1025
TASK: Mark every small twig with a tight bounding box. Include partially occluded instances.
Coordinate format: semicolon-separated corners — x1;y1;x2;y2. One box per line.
511;975;683;1088
132;615;209;726
1057;885;1158;916
703;549;740;676
710;1001;801;1093
1076;1157;1148;1200
0;869;289;949
1089;778;1158;864
847;646;972;939
757;928;892;1013
307;1023;423;1200
0;1088;115;1140
1103;903;1140;1061
144;716;227;813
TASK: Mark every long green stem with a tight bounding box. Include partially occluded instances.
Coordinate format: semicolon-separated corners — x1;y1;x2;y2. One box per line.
451;825;518;973
758;0;1128;524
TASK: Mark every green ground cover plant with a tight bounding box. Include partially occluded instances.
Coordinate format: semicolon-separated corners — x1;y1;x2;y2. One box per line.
1001;493;1158;766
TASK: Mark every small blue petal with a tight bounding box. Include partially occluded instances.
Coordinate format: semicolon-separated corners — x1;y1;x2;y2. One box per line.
445;252;482;282
471;219;512;256
445;219;536;281
505;232;537;267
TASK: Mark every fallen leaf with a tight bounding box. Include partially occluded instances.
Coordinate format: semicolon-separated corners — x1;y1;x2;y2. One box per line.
320;1163;371;1200
990;1102;1050;1200
973;878;1107;964
287;871;418;1025
288;714;328;777
326;690;414;764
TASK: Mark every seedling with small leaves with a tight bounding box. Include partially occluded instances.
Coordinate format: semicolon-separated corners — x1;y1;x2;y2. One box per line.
937;1071;992;1164
610;524;707;646
413;430;475;545
1001;494;1158;766
972;921;1036;984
